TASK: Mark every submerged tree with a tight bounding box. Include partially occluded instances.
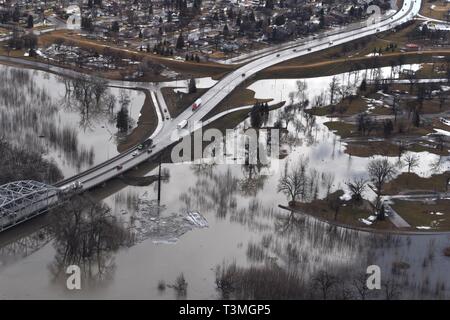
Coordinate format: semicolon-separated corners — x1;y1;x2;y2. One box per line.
188;78;197;94
116;106;129;133
277;160;309;204
48;196;131;287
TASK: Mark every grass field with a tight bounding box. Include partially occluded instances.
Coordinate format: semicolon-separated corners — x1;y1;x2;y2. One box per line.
391;199;450;230
203;82;272;121
289;193;396;230
420;0;450;21
383;172;450;194
161;87;207;118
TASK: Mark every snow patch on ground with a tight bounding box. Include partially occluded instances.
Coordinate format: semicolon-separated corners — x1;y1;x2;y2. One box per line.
339;192;352;201
360;218;373;225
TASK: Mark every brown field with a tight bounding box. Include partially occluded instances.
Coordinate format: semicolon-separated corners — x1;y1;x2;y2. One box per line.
161;87;207;118
420;0;450;21
203;83;272;121
117;89;158;153
289;193;396;230
383;172;450;194
391;199;450;230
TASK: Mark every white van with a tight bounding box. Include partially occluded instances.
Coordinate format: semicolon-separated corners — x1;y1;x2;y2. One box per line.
177;119;188;130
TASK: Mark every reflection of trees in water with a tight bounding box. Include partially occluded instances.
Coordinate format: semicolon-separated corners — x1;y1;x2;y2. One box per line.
180;167;239;219
0;66;95;168
215;262;306;300
215;258;410;299
238;164;268;198
270;214;371;277
0;139;63;184
216;211;450;299
0;228;52;268
59;75;118;131
189;162;216;178
230;200;275;233
180;164;274;232
48;196;131;287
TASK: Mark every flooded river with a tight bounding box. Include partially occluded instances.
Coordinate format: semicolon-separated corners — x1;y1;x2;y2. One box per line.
0;64;449;299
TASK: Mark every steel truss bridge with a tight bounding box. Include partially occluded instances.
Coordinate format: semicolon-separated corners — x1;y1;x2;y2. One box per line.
0;180;60;232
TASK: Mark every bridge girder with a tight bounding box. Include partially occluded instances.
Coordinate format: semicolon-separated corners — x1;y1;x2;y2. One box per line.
0;180;58;222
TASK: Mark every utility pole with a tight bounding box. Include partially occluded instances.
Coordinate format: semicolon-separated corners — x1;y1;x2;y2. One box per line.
157;154;162;205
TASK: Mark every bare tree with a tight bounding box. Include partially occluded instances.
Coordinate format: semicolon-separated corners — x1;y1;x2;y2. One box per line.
346;177;367;202
312;270;337;300
402;153;419;173
296;80;308;108
352;272;371;300
322;172;335;196
368;158;397;208
328;76;340;105
328;193;342;221
277;160;309;204
406;72;417;94
383;278;401;300
392;95;400;123
171;273;188;299
91;75;107;107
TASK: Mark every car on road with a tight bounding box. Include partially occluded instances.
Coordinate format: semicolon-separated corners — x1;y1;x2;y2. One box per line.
329;41;333;45
73;181;83;190
177;119;188;130
307;48;311;51
137;144;144;150
276;54;280;57
60;181;82;193
293;49;297;52
147;149;153;154
132;151;139;157
242;73;245;77
142;139;153;148
116;165;123;170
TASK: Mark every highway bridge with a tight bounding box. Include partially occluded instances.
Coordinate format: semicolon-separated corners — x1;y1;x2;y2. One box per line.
0;181;60;232
0;0;422;232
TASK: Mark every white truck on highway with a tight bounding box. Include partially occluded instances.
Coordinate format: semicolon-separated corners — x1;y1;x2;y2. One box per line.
60;180;83;194
177;119;188;130
191;98;202;111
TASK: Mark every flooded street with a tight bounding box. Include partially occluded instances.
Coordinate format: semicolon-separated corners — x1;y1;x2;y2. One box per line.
1;64;450;299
